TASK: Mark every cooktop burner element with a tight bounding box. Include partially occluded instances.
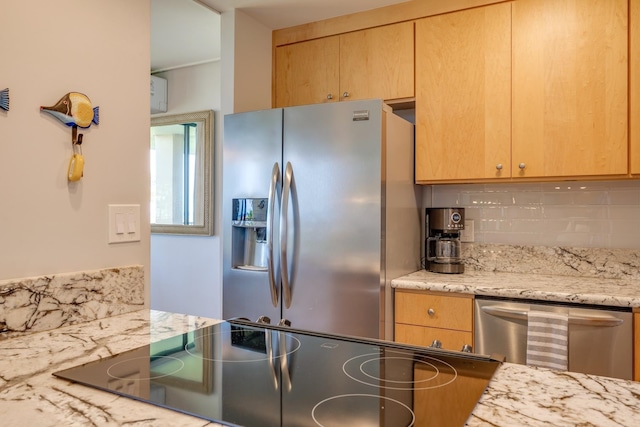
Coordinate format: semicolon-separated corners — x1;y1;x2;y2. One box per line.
343;350;458;390
312;394;415;427
183;327;301;363
54;320;501;427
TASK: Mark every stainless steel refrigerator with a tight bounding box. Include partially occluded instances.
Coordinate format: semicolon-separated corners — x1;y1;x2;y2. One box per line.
222;99;421;340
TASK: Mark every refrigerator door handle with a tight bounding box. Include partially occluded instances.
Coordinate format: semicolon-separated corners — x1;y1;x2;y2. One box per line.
279;330;293;392
280;161;293;308
267;162;281;307
265;330;279;390
481;305;624;327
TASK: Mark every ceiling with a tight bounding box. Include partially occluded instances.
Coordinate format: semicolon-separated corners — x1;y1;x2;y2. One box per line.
151;0;411;73
151;0;221;73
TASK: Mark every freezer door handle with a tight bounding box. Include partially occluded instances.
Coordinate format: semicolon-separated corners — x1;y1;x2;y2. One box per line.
481;305;624;327
280;162;293;308
267;162;281;307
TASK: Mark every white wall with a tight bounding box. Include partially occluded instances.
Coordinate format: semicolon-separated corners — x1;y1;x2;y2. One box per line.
150;61;222;317
151;9;272;318
1;2;150;294
431;180;640;249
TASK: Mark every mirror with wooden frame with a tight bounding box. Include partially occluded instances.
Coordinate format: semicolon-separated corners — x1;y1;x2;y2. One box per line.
150;110;214;235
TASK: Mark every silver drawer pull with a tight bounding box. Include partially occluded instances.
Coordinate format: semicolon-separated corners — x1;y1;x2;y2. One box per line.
481;305;624;327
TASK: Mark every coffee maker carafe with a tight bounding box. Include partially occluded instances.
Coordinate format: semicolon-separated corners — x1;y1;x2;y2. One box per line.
425;208;465;274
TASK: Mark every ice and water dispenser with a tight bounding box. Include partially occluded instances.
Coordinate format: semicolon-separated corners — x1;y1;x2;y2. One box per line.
231;198;268;271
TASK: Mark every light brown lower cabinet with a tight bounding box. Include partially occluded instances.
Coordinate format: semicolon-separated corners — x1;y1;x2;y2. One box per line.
413;363;488;427
634;312;640;381
394;289;473;351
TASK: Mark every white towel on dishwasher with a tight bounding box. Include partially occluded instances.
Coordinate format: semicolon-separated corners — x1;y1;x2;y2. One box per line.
526;310;568;371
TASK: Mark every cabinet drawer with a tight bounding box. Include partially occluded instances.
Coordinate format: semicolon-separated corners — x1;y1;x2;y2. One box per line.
395;290;473;331
395;324;472;351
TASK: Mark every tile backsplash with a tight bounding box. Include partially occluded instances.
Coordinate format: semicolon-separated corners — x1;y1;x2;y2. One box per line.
431;180;640;249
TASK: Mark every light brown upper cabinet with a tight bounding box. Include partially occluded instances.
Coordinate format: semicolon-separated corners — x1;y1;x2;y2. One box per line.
339;22;414;102
275;22;414;108
275;36;340;108
512;0;628;179
631;0;640;175
415;3;512;183
416;0;628;184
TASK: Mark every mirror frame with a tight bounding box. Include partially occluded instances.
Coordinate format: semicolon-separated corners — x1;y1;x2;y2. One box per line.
150;110;214;236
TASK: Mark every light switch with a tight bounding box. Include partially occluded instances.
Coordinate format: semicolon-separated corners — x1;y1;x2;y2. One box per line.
127;213;136;234
115;213;125;234
108;204;141;244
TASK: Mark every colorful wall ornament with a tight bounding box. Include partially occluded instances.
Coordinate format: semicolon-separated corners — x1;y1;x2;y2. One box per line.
0;88;9;111
40;92;99;182
40;92;99;128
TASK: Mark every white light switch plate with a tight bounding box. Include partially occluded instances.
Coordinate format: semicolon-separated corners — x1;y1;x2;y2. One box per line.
460;219;475;242
108;204;140;244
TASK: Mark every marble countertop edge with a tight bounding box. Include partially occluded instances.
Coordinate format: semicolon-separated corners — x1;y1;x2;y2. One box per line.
392;269;640;308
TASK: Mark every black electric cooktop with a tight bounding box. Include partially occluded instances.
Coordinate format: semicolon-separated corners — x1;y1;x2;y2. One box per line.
53;320;501;427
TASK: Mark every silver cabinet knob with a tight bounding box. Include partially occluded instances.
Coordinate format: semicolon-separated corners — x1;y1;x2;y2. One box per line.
327;94;333;100
430;339;442;349
256;315;271;324
461;344;472;353
496;163;503;170
519;162;526;169
342;91;350;98
278;318;291;327
427;308;435;317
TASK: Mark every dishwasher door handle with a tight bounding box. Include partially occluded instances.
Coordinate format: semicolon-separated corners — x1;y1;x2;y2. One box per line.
481;305;624;327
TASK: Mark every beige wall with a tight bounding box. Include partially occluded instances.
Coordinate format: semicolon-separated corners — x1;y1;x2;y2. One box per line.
1;1;151;295
232;11;272;114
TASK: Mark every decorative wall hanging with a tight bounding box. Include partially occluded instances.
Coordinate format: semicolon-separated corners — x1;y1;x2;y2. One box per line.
40;92;99;182
40;92;99;128
0;88;9;111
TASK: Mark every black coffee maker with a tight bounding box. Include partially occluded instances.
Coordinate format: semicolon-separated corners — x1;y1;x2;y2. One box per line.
425;208;465;274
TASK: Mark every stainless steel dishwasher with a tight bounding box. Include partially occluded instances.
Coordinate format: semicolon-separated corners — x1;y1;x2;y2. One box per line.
474;297;633;380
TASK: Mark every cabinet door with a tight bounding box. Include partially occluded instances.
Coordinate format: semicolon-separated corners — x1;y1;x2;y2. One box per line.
632;0;640;175
512;0;628;178
339;22;414;102
413;364;489;427
415;3;511;183
275;36;340;107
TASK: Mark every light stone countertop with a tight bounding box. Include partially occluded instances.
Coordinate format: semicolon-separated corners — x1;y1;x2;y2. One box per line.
467;363;640;426
391;268;640;425
1;309;639;426
392;269;640;308
0;310;224;427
